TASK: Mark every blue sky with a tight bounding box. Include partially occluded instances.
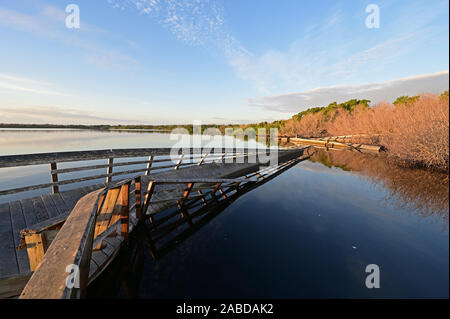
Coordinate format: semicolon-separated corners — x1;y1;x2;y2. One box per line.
0;0;448;124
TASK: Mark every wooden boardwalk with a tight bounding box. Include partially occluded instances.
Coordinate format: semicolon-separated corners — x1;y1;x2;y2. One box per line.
0;147;311;298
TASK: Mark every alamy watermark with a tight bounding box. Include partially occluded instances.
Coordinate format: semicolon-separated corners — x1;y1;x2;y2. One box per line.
65;4;80;29
365;4;380;29
365;264;380;288
169;121;279;167
66;264;80;289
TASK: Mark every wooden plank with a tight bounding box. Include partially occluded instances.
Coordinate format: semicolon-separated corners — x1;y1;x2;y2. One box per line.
109;185;127;228
24;233;46;271
9;201;30;274
49;193;70;215
93;188;120;249
50;162;59;193
0;203;19;278
91;250;108;272
0;273;32;299
88;258;99;278
41;194;60;218
31;197;50;223
20;198;38;227
59;190;77;210
135;177;142;220
119;184;130;239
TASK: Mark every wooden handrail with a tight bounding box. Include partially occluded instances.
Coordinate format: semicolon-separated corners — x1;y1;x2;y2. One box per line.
0;147;274;168
19;178;133;299
0;148;292;196
19;189;103;299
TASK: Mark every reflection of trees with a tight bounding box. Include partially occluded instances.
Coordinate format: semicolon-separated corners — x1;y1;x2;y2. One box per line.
310;149;449;225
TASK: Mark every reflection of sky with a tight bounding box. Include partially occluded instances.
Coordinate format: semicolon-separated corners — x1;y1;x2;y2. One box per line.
134;160;448;299
0;129;269;155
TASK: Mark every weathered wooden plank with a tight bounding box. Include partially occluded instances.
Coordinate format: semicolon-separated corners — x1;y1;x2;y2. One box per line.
103;237;123;251
9;201;30;274
24;233;46;271
41;194;60;218
91;250;108;272
20;198;38;227
0;272;32;299
49;193;70;215
0;203;19;278
31;197;50;223
88;258;99;278
93;188;120;249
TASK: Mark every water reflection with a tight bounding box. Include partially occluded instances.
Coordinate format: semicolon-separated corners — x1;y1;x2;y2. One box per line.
88;165;287;298
88;148;448;299
309;149;449;225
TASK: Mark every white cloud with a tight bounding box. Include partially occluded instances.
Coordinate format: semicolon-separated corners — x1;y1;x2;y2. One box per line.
0;74;73;97
247;71;449;113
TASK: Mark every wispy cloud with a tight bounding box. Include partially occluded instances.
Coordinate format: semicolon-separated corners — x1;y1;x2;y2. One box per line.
108;0;447;95
0;74;73;97
0;6;137;70
0;105;140;125
247;71;449;113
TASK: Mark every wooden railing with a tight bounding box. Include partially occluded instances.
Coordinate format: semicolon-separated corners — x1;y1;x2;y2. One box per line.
18;148;312;299
18;174;258;298
0;148;280;197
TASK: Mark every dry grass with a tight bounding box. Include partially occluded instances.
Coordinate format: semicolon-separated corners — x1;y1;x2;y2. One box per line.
281;93;449;170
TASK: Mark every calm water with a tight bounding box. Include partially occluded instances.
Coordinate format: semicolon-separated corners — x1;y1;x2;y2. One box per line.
1;130;448;298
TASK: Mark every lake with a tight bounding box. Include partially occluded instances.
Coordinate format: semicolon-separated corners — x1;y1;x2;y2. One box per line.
0;129;448;298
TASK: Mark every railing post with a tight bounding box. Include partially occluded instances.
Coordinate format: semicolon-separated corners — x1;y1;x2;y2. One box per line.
106;157;114;183
197;153;208;166
135;176;142;220
145;155;154;175
143;180;156;216
174;154;184;170
119;183;130;240
180;182;194;205
50;162;59;194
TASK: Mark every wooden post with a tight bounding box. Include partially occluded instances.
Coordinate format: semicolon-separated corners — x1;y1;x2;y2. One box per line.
143;181;156;216
180;182;194;205
145;155;153;175
135;177;142;220
212;182;222;196
198;190;207;206
119;183;130;240
197;153;208;166
174;154;184;170
106;157;114;183
50;162;59;194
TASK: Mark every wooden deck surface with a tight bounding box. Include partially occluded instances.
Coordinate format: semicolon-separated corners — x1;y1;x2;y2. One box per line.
0;184;106;293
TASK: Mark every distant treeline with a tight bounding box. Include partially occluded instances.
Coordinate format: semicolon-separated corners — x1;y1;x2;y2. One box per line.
0;122;284;134
2;90;448;137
